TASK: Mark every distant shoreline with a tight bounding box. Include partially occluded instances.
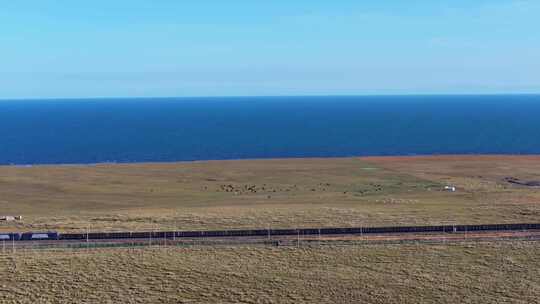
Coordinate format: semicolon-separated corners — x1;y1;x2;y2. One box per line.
2;154;540;168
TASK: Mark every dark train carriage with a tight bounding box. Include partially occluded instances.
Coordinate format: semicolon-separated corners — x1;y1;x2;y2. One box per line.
59;233;86;240
0;233;20;241
270;229;297;236
20;232;59;241
130;231;151;238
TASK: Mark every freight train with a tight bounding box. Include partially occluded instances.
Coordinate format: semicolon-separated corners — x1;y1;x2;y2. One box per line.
1;223;539;242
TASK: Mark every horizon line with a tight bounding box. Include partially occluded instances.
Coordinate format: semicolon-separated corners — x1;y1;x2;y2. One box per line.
1;92;540;102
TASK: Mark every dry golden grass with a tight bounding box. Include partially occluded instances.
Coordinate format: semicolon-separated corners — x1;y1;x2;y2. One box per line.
0;241;538;303
1;156;538;303
0;156;539;232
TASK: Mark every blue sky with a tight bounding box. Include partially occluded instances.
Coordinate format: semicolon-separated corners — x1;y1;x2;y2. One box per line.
1;1;539;99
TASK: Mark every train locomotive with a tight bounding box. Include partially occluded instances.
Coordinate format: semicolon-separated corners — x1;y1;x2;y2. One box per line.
0;232;59;241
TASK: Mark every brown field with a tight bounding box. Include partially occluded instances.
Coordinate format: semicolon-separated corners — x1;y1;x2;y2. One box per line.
0;155;539;232
0;241;539;303
1;156;539;303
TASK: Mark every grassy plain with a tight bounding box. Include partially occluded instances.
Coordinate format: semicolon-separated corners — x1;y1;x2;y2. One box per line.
0;155;539;232
1;156;539;303
0;241;538;303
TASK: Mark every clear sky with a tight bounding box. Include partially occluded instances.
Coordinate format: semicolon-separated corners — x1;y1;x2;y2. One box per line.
1;1;539;99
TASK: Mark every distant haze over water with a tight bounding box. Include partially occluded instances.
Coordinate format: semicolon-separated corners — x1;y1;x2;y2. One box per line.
1;95;539;165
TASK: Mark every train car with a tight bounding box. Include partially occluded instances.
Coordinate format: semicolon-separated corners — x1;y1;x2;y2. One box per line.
59;233;86;240
20;232;59;241
0;233;20;241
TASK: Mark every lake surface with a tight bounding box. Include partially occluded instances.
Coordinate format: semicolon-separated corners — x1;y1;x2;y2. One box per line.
0;95;539;165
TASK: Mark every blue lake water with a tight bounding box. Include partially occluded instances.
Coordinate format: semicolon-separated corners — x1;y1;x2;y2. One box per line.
0;95;539;165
